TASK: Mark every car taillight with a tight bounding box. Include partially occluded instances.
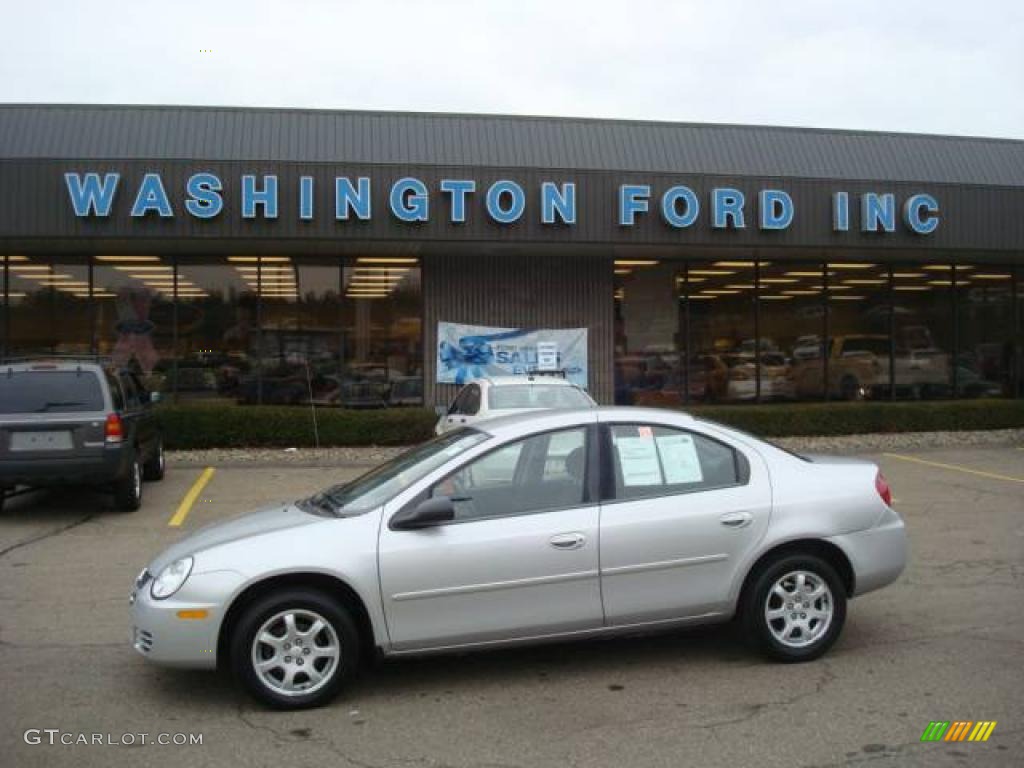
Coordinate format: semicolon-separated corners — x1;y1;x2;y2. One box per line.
875;471;893;507
105;413;124;443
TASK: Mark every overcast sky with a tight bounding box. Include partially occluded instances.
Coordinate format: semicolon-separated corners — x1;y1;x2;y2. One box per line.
2;0;1021;138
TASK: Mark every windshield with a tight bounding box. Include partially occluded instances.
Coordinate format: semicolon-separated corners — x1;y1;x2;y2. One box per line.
0;370;105;413
304;429;490;515
488;384;594;410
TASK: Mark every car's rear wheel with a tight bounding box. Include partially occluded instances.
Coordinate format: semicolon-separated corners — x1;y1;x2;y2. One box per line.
741;553;846;662
231;589;359;710
113;454;142;512
143;437;166;481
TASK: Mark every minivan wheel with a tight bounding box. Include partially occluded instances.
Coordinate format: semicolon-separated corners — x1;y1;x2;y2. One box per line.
114;455;143;512
231;589;359;710
741;554;846;663
143;438;166;481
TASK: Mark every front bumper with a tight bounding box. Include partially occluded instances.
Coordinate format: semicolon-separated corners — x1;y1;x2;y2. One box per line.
130;569;245;669
826;508;908;597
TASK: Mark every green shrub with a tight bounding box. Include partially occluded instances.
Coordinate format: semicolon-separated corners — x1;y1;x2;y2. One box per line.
688;399;1024;437
155;399;1024;450
158;404;437;450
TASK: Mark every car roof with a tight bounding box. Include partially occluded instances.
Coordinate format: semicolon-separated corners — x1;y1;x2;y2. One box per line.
476;375;577;388
1;358;108;374
474;405;696;439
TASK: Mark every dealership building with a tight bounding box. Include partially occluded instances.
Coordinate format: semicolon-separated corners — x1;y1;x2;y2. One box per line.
0;104;1022;409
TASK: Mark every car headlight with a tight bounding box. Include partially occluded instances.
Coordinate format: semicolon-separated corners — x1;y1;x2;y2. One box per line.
150;557;193;600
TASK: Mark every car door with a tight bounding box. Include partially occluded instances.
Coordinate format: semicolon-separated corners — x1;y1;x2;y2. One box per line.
116;373;148;455
598;421;771;625
378;424;603;651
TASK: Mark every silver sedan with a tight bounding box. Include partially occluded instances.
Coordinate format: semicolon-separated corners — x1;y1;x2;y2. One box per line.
130;407;906;709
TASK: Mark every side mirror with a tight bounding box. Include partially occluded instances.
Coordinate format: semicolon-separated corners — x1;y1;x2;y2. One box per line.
434;405;447;417
391;496;456;530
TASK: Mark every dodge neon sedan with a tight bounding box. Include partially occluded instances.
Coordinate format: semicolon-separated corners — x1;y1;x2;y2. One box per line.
130;407;906;709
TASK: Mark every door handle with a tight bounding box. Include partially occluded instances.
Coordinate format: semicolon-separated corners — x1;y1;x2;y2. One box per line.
720;512;753;529
549;532;586;550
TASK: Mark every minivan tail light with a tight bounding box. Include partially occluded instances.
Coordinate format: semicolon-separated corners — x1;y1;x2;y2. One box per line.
875;471;893;508
105;413;124;443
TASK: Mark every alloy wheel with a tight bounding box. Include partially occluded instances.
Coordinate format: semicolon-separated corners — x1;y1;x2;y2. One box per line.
250;609;341;696
764;570;834;649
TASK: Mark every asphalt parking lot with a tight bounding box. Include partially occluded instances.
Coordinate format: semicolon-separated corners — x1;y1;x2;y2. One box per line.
1;445;1022;768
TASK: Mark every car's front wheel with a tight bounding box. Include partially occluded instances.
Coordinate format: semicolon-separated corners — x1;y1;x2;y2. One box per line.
741;554;846;662
231;589;359;709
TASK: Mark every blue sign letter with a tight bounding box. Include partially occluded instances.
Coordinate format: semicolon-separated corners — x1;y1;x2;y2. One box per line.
833;191;849;232
759;189;793;230
541;182;576;225
65;172;120;217
486;180;526;224
390;177;429;222
131;173;173;218
619;185;650;226
712;188;745;229
661;186;699;228
299;176;314;221
335;177;371;220
440;179;476;223
184;173;223;219
861;192;895;232
241;175;279;219
903;193;939;234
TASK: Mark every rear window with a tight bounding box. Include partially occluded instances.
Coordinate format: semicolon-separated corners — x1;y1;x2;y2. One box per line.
488;384;594;410
0;370;105;413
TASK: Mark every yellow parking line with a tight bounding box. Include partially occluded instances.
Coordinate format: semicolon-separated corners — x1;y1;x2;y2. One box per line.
883;453;1024;484
168;467;216;527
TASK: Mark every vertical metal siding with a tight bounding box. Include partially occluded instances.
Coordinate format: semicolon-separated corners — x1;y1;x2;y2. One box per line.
423;253;614;406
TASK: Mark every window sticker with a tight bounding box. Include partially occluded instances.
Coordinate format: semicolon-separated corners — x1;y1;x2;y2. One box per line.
616;437;663;486
637;425;654;439
656;433;704;484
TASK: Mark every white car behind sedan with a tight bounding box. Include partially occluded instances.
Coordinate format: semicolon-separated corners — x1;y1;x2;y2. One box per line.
435;376;596;434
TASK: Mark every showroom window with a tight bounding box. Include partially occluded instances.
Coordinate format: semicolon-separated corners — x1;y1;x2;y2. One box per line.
173;256;258;403
253;256;342;406
613;259;684;406
6;255;92;357
92;255;176;394
891;264;954;399
758;262;826;401
341;258;423;408
825;261;893;400
956;264;1016;398
683;260;757;404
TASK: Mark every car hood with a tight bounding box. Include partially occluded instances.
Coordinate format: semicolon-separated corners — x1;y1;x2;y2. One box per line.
148;502;325;574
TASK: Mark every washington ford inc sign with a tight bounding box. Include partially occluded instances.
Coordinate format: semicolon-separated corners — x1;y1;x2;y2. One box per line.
63;172;941;234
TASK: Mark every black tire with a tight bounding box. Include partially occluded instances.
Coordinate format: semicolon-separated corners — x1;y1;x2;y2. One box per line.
113;454;143;512
740;553;847;663
230;589;360;710
142;437;166;481
839;375;861;401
